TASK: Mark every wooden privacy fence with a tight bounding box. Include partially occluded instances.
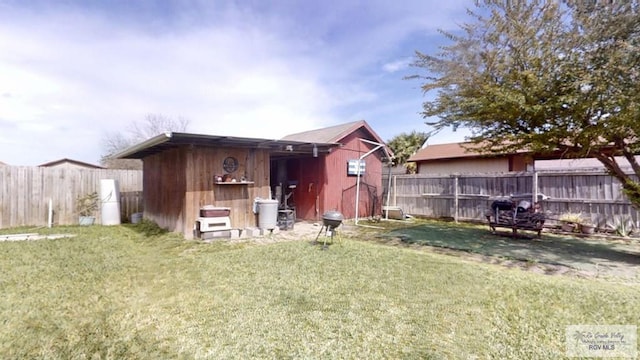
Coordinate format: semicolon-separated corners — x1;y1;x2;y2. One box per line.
0;166;143;228
388;170;639;228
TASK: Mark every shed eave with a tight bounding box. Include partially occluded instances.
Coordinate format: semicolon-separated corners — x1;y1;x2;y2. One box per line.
113;132;173;159
113;131;341;160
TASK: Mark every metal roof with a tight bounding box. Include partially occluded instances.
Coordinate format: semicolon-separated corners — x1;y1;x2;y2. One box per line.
113;132;340;160
281;120;387;144
282;120;392;160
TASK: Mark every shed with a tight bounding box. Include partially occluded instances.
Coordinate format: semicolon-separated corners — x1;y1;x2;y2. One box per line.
281;120;390;220
115;132;338;238
116;121;389;239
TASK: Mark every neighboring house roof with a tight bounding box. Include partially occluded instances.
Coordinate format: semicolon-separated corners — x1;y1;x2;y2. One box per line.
114;132;341;159
38;158;104;169
408;141;529;162
387;165;411;175
409;141;640;172
536;156;640;171
0;161;7;166
282;120;386;144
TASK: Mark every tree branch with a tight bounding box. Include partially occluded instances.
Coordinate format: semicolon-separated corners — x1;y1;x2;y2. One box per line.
594;152;631;183
619;140;640;176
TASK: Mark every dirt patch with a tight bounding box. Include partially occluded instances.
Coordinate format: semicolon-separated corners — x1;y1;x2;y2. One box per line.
272;222;597;279
223;221;359;245
220;219;640;283
376;232;640;284
418;244;593;279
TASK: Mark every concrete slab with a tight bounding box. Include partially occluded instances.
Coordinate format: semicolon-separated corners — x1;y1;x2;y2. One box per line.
244;228;261;237
0;233;76;241
200;230;231;240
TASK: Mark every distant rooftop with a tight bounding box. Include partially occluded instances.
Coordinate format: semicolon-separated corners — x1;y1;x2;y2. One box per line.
535;156;640;171
408;141;530;162
38;158;104;169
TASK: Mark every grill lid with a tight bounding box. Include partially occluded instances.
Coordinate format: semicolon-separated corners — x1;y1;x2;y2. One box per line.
322;210;344;228
323;210;344;221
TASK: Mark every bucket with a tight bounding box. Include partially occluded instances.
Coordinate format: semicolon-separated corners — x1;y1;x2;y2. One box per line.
257;199;278;230
131;212;143;224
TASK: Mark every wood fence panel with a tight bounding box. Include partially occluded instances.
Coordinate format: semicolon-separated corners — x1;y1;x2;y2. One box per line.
0;166;143;228
389;170;639;227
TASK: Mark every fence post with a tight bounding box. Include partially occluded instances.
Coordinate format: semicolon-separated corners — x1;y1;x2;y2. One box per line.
532;171;538;205
453;175;459;223
393;175;397;206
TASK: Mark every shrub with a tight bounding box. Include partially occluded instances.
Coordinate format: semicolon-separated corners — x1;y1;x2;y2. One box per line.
76;192;99;217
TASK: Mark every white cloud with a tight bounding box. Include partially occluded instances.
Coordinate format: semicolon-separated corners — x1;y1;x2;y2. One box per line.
382;58;413;73
0;1;471;165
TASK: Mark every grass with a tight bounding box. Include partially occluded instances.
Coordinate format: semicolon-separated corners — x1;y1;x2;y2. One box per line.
0;222;638;359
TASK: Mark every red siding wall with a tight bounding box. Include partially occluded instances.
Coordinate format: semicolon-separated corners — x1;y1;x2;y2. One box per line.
283;129;385;221
288;157;323;221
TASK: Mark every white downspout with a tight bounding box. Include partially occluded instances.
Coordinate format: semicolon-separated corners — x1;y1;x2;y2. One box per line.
384;160;393;220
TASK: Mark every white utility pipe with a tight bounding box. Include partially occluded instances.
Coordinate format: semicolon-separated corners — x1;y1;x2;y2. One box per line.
384;160;393;220
354;138;388;226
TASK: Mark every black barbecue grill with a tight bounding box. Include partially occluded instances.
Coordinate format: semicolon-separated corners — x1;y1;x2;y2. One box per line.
315;210;344;249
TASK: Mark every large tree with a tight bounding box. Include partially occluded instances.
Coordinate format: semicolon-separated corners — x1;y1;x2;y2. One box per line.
101;114;189;168
386;131;429;173
412;0;640;206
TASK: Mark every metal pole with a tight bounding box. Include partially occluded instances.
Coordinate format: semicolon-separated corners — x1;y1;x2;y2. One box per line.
532;170;539;206
355;159;362;225
384;161;393;220
354;139;386;225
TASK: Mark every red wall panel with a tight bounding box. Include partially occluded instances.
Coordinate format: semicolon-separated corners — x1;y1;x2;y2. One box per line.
272;128;386;221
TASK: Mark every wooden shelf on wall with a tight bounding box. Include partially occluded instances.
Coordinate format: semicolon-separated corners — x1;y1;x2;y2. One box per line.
215;181;254;185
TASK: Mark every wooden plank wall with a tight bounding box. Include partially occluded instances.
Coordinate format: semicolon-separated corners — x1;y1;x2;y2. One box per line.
143;145;270;238
390;171;639;227
143;148;187;234
185;146;271;237
0;166;143;228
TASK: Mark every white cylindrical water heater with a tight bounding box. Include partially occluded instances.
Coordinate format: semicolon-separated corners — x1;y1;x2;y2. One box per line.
100;179;121;225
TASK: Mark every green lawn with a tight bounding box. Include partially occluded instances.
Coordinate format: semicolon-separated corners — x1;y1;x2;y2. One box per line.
0;223;638;359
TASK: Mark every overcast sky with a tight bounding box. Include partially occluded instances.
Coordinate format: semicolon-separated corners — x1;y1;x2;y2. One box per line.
0;0;472;166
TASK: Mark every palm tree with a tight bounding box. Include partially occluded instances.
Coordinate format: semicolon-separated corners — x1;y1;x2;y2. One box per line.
386;131;428;173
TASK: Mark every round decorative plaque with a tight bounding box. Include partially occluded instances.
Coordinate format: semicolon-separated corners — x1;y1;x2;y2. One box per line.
223;156;239;173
